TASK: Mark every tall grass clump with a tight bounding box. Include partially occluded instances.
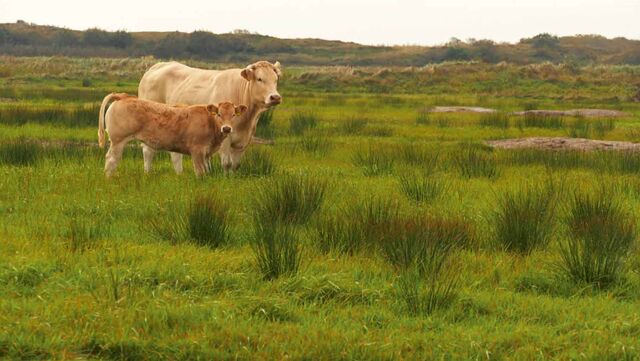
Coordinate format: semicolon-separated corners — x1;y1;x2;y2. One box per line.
298;134;332;156
479;112;510;129
415;110;431;125
66;219;105;253
255;108;275;138
364;125;394;137
0;141;42;166
236;149;276;177
398;173;448;203
518;114;565;129
565;117;614;139
343;117;368;135
149;195;230;248
314;197;400;254
494;183;558;254
251;219;302;280
398;144;440;172
289;111;318;135
452;143;499;179
0;103;99;127
385;216;461;315
254;173;328;224
558;189;636;288
352;145;395;176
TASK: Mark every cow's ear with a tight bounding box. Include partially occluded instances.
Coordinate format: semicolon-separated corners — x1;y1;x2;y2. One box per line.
274;61;282;77
206;104;218;114
235;105;248;116
241;67;254;81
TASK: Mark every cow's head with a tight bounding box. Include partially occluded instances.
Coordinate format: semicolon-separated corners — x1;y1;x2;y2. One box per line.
240;61;282;108
208;102;248;135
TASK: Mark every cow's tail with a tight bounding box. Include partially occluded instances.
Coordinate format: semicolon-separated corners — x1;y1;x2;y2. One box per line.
98;93;125;148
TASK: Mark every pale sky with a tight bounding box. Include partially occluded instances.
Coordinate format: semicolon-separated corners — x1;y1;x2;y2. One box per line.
1;0;638;45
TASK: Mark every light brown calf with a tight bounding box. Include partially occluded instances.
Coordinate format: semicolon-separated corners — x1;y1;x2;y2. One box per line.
98;93;247;177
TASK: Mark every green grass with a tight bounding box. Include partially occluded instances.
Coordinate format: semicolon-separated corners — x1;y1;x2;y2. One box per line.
559;188;636;288
1;58;640;360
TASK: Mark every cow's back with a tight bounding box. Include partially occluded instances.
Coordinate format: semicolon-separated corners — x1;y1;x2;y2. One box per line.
139;61;227;105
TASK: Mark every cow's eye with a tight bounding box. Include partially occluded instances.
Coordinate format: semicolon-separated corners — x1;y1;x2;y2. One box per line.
257;78;263;82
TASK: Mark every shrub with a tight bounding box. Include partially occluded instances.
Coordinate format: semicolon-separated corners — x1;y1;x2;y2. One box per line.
494;183;557;254
452;143;499;178
559;189;636;288
251;220;302;280
352;145;395;176
254;172;328;224
289;111;318;135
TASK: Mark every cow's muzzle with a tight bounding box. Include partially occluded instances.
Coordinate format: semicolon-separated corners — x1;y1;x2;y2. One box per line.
268;94;282;106
222;126;232;134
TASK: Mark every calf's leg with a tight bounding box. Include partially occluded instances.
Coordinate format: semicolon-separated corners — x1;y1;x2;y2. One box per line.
191;152;207;177
142;144;156;173
105;140;127;177
170;152;184;174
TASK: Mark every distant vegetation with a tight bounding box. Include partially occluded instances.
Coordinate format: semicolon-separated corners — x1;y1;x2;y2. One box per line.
1;20;640;65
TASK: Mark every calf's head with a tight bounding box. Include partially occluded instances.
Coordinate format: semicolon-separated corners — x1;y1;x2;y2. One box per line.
207;102;248;135
240;61;282;108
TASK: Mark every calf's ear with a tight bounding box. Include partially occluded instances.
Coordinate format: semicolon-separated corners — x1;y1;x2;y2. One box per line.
206;104;219;114
240;66;254;81
235;105;248;116
274;61;282;77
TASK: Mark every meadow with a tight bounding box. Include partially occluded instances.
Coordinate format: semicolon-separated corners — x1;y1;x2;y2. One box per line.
1;57;640;360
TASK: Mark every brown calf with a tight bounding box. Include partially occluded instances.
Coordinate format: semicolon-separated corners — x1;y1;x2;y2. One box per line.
98;93;247;177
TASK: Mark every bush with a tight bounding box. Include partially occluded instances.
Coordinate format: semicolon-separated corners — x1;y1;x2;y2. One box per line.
352;145;395;176
289;111;318;135
559;189;636;288
251;220;302;280
254;172;328;224
452;143;499;178
494;183;557;254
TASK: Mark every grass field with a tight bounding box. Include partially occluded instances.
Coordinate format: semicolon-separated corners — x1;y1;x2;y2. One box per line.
1;57;640;360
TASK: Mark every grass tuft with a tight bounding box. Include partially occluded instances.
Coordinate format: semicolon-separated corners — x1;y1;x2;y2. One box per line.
398;172;448;203
254;172;328;224
452;143;499;178
0;141;42;166
494;183;557;254
558;188;636;288
251;220;302;280
289;111;318;135
352;144;395;176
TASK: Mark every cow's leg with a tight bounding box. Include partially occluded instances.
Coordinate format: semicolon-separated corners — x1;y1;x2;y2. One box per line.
191;152;206;177
104;140;127;177
230;149;245;171
219;151;233;176
142;144;156;173
170;152;184;174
